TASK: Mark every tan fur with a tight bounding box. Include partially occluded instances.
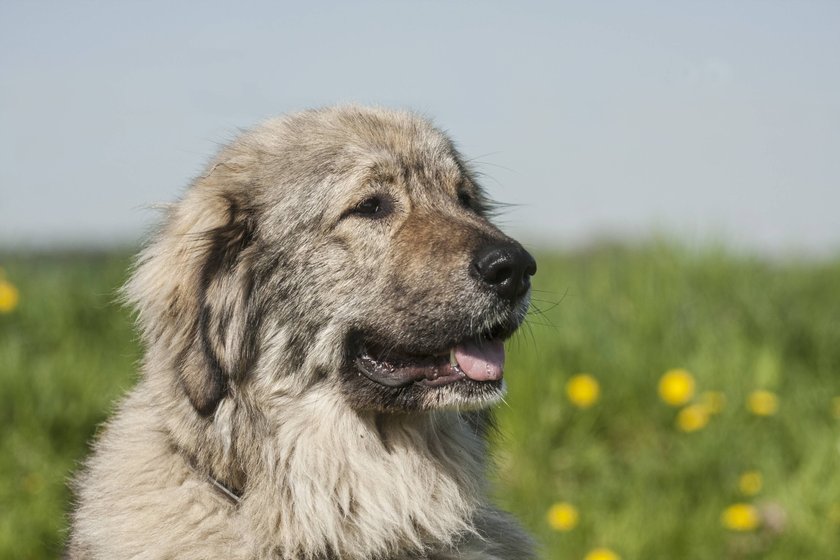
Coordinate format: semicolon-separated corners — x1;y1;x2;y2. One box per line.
68;106;536;559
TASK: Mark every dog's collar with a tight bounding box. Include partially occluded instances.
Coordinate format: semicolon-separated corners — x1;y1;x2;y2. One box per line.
180;448;243;505
207;473;243;505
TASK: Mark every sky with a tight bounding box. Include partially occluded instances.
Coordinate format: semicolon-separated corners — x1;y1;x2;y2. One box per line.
1;1;839;254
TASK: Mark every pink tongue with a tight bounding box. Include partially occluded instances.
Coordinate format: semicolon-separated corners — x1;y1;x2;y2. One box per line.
454;340;505;381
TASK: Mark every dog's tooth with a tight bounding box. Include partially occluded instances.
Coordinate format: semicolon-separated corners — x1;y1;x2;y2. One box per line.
449;348;458;368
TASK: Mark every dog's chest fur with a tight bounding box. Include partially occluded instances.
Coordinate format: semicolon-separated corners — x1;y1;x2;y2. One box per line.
68;381;533;559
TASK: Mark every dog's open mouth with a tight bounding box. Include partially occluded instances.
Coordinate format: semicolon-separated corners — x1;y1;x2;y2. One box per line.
355;338;505;388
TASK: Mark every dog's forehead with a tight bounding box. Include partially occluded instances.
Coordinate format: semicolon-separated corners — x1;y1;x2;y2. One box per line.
234;107;478;217
354;145;464;191
281;107;465;182
334;110;466;188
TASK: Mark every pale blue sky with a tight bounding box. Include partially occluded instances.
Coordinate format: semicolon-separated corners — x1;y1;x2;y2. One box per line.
1;1;839;253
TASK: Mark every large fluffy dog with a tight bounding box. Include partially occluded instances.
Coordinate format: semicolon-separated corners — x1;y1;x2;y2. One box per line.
68;106;537;559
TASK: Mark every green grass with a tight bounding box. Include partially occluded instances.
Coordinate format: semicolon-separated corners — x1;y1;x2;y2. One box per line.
2;243;840;559
0;252;139;559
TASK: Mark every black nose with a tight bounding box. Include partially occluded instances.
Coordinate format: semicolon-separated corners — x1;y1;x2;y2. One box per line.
471;242;537;302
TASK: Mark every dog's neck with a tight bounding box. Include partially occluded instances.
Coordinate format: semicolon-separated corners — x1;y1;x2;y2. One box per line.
150;356;494;559
207;473;242;503
211;387;490;558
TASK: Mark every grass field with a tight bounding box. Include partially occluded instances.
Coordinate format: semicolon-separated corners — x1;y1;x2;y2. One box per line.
2;243;839;559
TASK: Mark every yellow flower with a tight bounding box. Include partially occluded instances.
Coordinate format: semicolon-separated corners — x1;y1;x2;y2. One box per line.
747;390;778;416
584;548;621;560
676;404;709;432
658;369;696;406
566;374;600;408
722;503;760;531
738;470;763;496
699;391;726;414
546;502;579;531
0;278;19;313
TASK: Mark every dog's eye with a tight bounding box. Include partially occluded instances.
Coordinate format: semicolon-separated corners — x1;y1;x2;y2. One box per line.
457;191;473;209
349;196;388;219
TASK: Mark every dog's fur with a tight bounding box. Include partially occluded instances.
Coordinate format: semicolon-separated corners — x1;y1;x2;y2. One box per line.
67;106;536;559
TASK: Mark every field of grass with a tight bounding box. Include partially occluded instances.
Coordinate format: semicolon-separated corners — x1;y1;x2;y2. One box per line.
2;243;839;559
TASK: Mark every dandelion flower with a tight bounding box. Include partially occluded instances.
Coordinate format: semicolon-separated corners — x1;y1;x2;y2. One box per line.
676;404;709;432
738;471;763;496
584;548;621;560
566;374;600;408
699;391;726;414
747;390;778;416
0;278;19;313
658;369;695;406
546;502;578;531
722;503;760;531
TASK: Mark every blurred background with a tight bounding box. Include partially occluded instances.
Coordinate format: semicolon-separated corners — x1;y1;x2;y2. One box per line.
1;1;839;558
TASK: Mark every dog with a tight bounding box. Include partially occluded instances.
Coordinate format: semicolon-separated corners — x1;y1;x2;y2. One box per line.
67;106;537;559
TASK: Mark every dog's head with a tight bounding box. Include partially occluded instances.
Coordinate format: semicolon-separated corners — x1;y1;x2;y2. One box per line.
127;106;535;415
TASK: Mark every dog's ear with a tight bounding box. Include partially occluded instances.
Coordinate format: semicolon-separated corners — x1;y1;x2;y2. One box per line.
125;161;260;416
